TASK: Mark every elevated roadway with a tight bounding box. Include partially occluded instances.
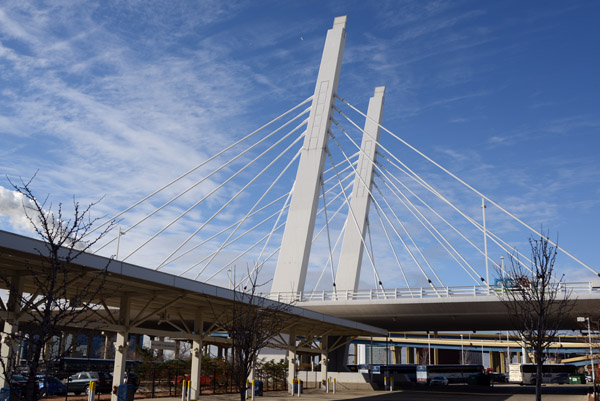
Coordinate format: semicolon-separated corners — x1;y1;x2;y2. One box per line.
269;285;600;331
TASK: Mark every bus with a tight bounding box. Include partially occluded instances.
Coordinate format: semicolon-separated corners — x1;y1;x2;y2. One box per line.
509;363;578;385
362;364;485;388
51;357;142;379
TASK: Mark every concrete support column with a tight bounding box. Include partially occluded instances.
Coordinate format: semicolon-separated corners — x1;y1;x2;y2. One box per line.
521;346;530;363
499;352;506;373
320;336;328;384
392;346;401;364
433;332;439;364
44;339;53;361
190;310;204;400
0;276;22;389
490;351;500;372
288;330;297;393
111;295;130;401
0;321;18;389
156;336;165;360
406;347;415;364
175;340;181;359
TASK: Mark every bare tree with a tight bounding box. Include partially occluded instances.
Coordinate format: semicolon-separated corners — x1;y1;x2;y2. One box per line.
208;266;293;401
0;176;115;400
498;232;574;401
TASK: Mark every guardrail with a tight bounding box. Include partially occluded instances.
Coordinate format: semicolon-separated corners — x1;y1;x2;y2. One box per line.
265;281;600;303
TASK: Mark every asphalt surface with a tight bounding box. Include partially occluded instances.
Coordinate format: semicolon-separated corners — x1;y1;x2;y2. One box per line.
134;385;591;401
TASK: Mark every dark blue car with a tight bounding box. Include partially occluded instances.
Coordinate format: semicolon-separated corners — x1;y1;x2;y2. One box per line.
37;375;67;397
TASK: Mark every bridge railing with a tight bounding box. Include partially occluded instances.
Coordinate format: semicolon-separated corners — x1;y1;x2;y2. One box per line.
265;281;600;303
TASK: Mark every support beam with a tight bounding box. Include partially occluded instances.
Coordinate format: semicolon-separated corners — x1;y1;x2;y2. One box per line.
320;336;329;383
393;346;401;364
272;16;347;294
522;346;531;363
406;347;415;364
336;86;385;292
190;310;204;400
0;276;22;389
433;331;439;364
111;295;130;401
288;329;297;394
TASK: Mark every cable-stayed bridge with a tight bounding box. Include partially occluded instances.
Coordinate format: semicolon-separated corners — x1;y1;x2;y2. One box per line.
85;16;599;330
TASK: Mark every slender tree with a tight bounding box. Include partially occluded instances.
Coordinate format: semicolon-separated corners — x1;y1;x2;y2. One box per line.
208;266;293;401
0;176;115;400
499;232;574;401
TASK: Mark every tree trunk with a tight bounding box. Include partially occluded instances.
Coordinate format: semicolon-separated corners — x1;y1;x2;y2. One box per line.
239;384;245;401
536;355;543;401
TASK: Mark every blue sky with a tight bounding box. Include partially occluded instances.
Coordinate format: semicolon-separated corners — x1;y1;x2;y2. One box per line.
1;0;599;291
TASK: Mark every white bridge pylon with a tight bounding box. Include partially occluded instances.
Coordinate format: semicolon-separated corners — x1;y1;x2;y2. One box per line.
335;86;385;293
271;16;348;294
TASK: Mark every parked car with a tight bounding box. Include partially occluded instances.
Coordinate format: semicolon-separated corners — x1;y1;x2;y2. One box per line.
430;376;449;386
10;375;28;388
37;375;67;397
65;371;112;395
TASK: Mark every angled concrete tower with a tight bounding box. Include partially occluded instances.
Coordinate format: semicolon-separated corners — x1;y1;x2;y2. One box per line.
271;16;347;294
335;86;385;292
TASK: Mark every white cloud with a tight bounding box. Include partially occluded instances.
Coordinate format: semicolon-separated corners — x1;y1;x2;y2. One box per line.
0;186;35;232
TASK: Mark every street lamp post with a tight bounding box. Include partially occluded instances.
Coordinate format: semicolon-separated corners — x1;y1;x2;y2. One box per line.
578;316;595;397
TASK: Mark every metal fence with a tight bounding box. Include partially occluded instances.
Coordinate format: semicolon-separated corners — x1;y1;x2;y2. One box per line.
265;281;600;303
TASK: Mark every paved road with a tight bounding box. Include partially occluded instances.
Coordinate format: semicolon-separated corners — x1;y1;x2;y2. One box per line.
138;387;588;401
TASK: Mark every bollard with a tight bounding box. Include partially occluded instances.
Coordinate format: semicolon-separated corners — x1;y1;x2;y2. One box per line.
333;378;336;394
291;379;294;396
187;380;191;401
384;376;387;391
390;376;394;392
88;381;96;401
252;380;255;401
181;380;187;401
326;377;329;393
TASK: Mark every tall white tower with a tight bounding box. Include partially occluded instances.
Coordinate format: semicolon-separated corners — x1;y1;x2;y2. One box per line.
336;86;385;292
271;16;347;294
